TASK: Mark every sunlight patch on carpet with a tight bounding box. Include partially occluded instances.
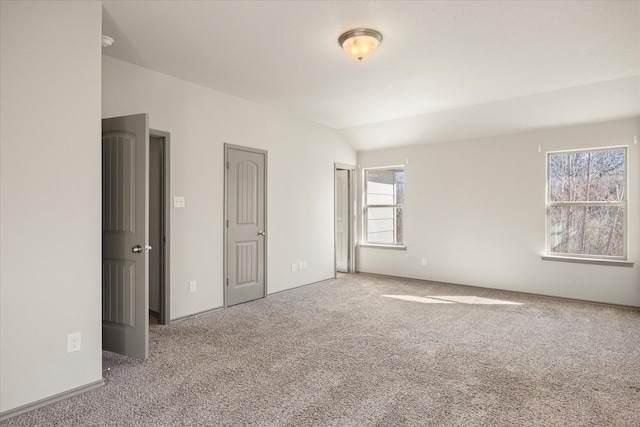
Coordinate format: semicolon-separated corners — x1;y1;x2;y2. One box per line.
434;296;523;305
383;295;522;305
382;295;454;304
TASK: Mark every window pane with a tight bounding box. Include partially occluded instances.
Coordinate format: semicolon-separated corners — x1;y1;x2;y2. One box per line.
364;167;404;245
367;181;395;204
368;206;394;222
366;170;404;205
395;170;405;205
549;149;625;202
367;207;403;244
549;205;624;257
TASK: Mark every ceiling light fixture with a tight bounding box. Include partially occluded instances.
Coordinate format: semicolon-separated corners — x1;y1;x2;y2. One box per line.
338;28;383;61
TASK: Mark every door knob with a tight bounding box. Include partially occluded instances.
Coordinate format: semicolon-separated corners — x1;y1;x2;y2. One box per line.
258;231;266;237
132;245;143;254
145;245;152;253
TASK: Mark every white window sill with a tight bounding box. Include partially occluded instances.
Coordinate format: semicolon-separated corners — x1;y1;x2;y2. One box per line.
359;243;407;250
541;254;634;267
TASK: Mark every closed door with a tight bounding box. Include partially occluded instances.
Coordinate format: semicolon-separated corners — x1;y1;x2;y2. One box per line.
335;169;349;272
226;146;266;306
102;113;149;359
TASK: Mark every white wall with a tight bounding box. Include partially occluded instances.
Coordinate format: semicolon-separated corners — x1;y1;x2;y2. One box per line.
102;56;356;319
0;1;103;415
341;76;640;151
357;118;640;307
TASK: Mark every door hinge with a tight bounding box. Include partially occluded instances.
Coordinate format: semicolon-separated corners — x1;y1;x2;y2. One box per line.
226;278;229;287
226;161;229;169
226;220;229;227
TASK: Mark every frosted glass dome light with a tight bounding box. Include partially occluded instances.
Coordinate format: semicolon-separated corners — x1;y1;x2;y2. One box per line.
338;29;383;61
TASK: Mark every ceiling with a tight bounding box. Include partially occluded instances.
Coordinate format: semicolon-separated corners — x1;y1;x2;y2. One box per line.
102;1;640;151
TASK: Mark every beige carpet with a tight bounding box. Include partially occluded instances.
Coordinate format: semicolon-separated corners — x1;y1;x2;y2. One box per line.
3;274;640;426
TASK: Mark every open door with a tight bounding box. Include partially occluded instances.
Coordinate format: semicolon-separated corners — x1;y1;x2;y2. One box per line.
102;114;149;359
335;164;356;274
335;169;349;272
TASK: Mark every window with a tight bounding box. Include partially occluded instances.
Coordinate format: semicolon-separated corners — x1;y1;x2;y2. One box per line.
546;147;627;260
363;167;404;246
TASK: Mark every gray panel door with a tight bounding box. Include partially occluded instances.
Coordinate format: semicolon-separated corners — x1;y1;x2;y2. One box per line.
336;169;349;272
102;114;149;359
227;147;266;306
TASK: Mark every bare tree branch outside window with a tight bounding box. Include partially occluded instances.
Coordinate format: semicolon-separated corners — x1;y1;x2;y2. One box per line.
547;148;626;258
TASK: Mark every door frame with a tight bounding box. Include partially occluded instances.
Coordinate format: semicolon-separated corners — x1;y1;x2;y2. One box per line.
223;143;268;307
334;163;357;275
150;129;171;324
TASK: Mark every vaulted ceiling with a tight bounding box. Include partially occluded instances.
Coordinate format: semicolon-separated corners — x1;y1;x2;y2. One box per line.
102;1;640;151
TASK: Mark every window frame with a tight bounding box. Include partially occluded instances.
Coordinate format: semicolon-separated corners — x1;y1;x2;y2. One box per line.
544;146;629;263
362;165;406;249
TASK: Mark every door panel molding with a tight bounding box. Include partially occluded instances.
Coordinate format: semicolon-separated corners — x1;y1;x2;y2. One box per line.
102;260;136;326
235;160;259;225
102;132;136;233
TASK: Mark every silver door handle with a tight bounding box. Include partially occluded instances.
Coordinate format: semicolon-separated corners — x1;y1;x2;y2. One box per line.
132;245;143;254
258;231;266;237
145;245;152;253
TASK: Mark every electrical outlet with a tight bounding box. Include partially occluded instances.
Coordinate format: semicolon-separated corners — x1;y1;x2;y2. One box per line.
421;257;427;266
291;263;297;272
173;196;185;208
67;333;81;353
189;281;197;293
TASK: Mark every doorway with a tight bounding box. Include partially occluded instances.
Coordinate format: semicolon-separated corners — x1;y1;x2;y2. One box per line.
335;164;356;274
224;144;267;307
101;117;171;359
149;130;170;324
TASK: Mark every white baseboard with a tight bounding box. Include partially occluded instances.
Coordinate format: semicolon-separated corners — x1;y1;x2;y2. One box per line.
0;378;105;422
